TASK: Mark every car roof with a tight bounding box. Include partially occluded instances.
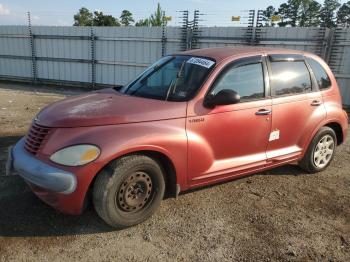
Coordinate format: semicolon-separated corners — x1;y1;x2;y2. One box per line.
177;46;308;63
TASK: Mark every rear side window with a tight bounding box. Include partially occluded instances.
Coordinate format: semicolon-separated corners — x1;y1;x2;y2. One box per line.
270;61;312;96
306;57;331;90
211;63;264;101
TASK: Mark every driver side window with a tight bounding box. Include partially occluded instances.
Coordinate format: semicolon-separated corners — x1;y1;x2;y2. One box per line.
211;62;265;101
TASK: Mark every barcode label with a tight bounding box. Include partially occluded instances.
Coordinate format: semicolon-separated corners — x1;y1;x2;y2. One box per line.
187;57;215;68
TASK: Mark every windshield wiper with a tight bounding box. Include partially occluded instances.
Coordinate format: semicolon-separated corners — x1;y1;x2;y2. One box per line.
165;61;186;101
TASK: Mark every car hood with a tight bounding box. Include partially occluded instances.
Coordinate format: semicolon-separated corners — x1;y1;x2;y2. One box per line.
36;88;187;128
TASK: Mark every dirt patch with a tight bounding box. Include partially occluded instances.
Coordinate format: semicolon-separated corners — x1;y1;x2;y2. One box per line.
0;82;350;261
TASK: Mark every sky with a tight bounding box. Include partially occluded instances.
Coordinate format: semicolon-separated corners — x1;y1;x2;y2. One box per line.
0;0;348;27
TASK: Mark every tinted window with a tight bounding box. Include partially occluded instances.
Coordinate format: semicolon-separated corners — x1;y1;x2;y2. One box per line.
270;61;312;96
211;63;264;101
306;57;331;90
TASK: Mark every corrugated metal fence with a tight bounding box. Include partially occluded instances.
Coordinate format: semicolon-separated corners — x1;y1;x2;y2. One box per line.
0;25;349;106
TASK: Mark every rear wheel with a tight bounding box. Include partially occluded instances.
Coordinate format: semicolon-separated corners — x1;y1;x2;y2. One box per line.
93;155;165;228
299;126;336;173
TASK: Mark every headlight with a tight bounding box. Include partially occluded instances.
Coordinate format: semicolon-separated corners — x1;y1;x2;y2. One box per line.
50;145;100;166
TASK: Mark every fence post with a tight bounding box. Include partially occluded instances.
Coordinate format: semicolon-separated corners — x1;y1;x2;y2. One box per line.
324;28;335;64
161;11;167;56
27;12;37;83
254;10;264;45
245;10;256;45
327;28;344;75
191;10;200;49
90;27;96;89
316;27;328;59
180;11;189;51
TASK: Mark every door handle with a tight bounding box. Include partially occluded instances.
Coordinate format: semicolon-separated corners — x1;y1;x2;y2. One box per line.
311;100;322;106
255;109;271;115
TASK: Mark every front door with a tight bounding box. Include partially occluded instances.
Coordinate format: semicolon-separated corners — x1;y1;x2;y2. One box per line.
186;56;272;186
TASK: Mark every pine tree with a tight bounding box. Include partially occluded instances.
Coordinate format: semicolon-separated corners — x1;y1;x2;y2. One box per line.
262;6;277;26
336;1;350;27
320;0;341;27
73;7;93;26
120;10;134;26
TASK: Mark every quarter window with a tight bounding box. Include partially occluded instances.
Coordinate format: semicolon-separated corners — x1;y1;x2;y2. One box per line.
306;57;331;90
211;63;264;101
270;61;312;96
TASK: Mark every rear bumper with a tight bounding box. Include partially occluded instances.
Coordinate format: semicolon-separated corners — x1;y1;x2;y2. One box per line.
10;138;77;194
342;110;349;141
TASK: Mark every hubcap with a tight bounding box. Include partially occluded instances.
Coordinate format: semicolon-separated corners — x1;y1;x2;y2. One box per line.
313;134;334;168
117;172;153;212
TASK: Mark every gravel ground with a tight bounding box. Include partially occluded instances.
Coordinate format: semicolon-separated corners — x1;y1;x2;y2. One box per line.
0;82;350;262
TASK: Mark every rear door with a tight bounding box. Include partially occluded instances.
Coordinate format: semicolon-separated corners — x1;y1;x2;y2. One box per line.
265;54;326;162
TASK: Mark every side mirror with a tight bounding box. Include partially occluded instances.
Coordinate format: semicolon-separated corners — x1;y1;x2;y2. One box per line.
204;89;240;108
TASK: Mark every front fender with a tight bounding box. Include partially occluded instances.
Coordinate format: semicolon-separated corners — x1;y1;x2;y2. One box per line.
40;118;188;202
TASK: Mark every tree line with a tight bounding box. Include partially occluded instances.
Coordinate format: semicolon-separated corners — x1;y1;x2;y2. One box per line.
73;1;350;28
261;0;350;27
73;3;168;27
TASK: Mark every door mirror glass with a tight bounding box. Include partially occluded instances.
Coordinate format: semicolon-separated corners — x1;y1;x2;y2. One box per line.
204;89;240;108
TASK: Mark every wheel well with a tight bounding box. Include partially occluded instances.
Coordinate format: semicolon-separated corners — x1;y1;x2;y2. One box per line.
140;151;177;198
325;122;343;145
90;151;177;198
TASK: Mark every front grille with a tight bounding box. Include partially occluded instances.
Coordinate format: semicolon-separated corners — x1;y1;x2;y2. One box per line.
25;122;51;155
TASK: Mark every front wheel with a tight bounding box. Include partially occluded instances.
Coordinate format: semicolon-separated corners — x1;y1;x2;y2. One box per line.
299;126;336;173
93;155;165;228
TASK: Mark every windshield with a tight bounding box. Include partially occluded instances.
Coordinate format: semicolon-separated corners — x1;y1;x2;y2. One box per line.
119;55;215;101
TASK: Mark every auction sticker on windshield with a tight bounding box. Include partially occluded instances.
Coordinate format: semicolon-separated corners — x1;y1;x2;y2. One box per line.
187;57;215;68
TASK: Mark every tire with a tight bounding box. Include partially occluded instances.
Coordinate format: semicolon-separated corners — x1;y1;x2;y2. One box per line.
299;126;337;173
93;154;165;228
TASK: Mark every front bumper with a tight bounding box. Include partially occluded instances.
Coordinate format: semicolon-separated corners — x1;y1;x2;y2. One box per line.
8;138;77;194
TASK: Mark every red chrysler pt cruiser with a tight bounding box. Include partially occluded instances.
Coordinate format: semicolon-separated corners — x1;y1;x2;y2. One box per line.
7;47;348;228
